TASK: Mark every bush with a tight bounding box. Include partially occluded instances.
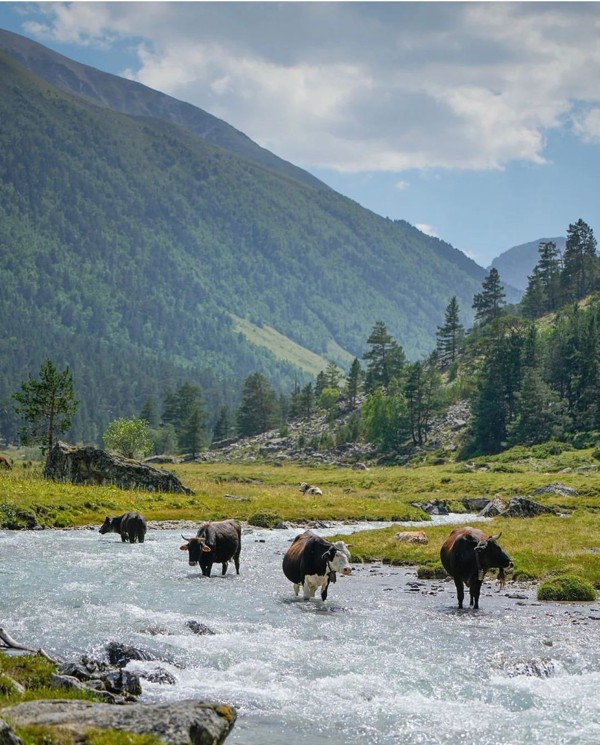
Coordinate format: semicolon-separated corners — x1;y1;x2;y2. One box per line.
248;511;283;528
537;574;597;602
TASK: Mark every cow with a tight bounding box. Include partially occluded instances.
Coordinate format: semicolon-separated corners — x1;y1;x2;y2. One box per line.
440;526;512;610
0;455;11;470
299;482;323;496
99;512;147;543
180;519;241;577
282;530;352;601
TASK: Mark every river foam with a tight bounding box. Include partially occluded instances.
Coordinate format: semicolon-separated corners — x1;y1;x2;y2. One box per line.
1;523;599;744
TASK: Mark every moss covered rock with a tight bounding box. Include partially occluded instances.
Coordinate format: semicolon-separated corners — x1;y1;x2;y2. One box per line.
537;574;597;602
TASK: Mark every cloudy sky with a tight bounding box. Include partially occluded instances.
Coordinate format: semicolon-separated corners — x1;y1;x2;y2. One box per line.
1;1;599;266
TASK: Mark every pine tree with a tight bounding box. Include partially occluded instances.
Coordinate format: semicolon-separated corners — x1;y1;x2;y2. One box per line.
404;361;442;446
472;268;506;325
345;358;363;408
212;405;233;442
562;219;597;301
521;267;547;320
436;296;464;367
12;359;79;456
363;321;406;393
537;240;562;311
236;373;279;436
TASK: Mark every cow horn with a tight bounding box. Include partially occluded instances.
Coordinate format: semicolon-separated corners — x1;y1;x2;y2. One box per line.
474;539;488;551
181;534;194;542
488;533;502;542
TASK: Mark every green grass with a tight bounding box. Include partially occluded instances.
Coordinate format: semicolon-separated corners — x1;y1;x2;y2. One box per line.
1;450;600;585
537;574;597;601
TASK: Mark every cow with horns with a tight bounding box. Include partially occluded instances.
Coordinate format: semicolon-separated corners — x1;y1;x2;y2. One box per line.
180;519;242;577
440;526;512;609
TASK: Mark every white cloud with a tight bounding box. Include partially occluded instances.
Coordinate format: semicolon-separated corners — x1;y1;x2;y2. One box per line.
572;108;600;143
17;2;600;173
395;180;409;191
416;223;438;238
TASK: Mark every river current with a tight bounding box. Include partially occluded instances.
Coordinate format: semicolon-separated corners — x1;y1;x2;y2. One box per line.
1;519;600;745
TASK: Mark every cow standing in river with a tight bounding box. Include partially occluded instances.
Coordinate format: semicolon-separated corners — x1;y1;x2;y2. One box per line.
180;519;241;577
282;530;352;601
99;512;147;543
440;526;512;609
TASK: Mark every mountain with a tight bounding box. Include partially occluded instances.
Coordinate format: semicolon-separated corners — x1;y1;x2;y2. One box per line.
0;34;489;444
490;237;566;291
0;29;326;193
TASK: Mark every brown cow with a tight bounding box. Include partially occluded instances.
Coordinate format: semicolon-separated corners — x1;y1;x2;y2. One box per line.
0;455;11;470
440;526;512;609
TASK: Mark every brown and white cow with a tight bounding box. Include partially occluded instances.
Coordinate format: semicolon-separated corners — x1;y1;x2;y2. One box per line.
180;519;241;577
440;526;512;609
282;530;352;600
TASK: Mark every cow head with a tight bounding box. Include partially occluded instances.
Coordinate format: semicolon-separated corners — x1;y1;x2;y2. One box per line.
473;532;512;571
323;541;353;576
180;533;214;569
99;516;113;534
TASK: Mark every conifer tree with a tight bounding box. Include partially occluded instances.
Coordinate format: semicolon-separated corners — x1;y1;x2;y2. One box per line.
537;240;562;311
521;267;547;320
562;219;597;301
236;373;279;436
345;358;363;408
212;405;233;442
436;296;464;367
472;268;506;325
12;359;79;455
363;321;406;393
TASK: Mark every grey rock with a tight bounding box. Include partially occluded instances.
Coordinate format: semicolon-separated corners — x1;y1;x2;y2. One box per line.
106;642;159;667
533;482;579;498
0;719;22;745
502;497;556;517
462;498;491;512
138;667;177;685
493;655;557;678
185;620;215;636
1;699;236;744
478;497;506;517
44;441;192;494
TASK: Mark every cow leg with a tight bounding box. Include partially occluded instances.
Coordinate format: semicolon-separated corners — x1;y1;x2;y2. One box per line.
471;580;482;610
233;549;241;575
293;583;301;597
221;562;228;576
454;578;465;609
321;578;330;601
121;533;128;543
303;580;317;600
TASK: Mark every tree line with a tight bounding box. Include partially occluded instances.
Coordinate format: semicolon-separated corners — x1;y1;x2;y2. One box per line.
10;218;599;462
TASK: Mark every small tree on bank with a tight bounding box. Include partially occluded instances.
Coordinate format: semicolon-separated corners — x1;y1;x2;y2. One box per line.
12;359;79;457
103;418;153;460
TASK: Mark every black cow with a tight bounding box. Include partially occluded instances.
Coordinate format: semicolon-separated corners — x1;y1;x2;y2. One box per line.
440;526;512;609
99;512;147;543
180;519;242;577
282;530;352;601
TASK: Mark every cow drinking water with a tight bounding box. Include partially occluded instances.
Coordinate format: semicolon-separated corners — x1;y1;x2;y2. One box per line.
440;526;512;609
99;512;147;543
180;519;241;577
282;530;352;601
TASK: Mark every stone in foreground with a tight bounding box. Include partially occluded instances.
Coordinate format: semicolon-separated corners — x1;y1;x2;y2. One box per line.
1;699;235;744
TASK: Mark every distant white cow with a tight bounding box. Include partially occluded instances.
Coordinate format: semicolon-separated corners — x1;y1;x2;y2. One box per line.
299;482;323;496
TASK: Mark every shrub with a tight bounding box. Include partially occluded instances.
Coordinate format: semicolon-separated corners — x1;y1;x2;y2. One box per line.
248;511;283;528
537;574;597;602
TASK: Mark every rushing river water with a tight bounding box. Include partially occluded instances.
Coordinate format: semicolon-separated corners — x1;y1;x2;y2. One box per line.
2;520;600;745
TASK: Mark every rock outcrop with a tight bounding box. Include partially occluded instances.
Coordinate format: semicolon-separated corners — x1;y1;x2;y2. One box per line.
44;442;192;493
1;699;235;745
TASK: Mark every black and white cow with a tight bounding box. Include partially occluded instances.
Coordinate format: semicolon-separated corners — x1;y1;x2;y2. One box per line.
180;519;242;577
99;512;147;543
282;530;352;600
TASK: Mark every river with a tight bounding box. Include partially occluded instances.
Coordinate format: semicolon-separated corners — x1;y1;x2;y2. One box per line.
1;519;600;745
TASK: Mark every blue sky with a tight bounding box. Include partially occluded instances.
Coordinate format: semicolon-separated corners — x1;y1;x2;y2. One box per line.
1;2;599;267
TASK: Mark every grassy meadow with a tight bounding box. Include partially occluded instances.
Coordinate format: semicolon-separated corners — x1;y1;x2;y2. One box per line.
1;443;600;584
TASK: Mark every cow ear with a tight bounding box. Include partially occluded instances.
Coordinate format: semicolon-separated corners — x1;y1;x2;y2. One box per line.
474;539;488;552
488;533;502;542
179;544;189;551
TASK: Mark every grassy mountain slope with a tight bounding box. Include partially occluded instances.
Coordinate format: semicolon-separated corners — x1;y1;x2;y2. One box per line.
490;237;566;290
0;48;487;443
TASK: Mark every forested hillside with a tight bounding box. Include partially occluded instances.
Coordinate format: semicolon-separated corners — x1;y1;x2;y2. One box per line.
0;44;490;445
